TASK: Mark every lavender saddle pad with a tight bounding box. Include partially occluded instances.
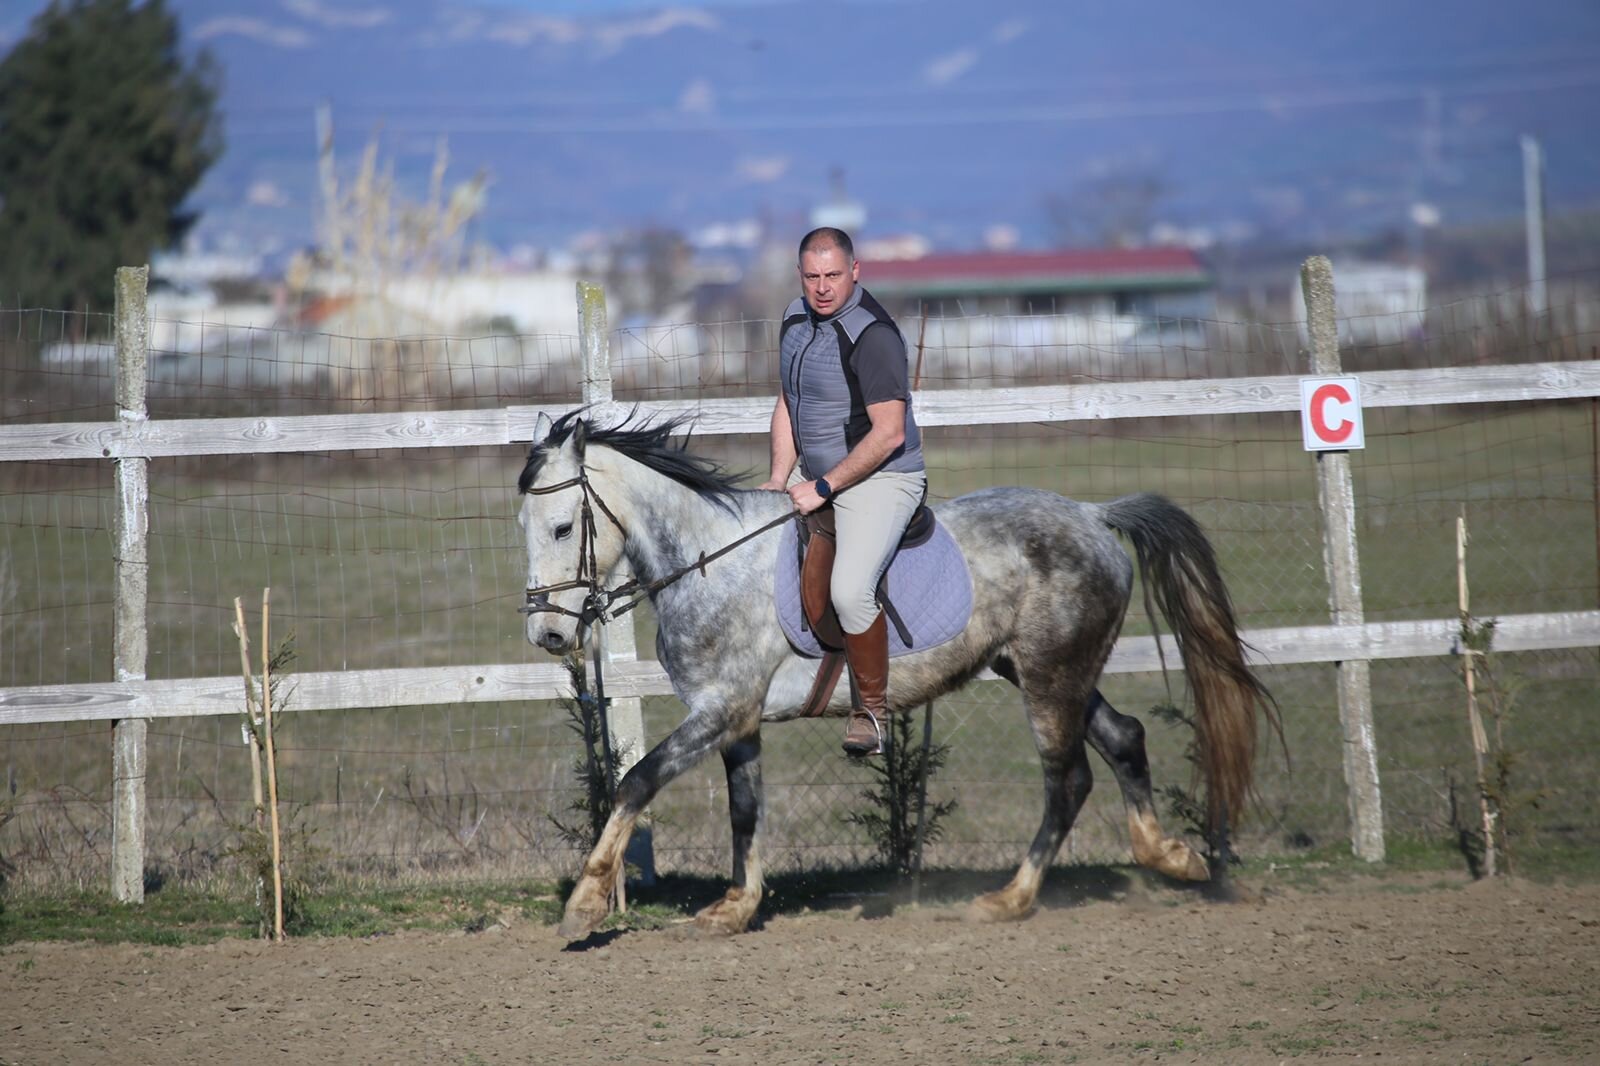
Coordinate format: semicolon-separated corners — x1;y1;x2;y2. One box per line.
774;516;974;660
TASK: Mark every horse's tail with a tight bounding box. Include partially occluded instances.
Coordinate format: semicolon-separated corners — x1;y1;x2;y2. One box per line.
1101;492;1283;832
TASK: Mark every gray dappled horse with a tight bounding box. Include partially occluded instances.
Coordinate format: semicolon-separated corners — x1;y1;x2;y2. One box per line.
517;411;1278;941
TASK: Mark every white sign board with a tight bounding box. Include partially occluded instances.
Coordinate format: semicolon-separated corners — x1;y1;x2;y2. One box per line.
1300;376;1365;451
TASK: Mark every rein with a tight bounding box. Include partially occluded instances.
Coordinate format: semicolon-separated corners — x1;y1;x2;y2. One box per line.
518;465;793;629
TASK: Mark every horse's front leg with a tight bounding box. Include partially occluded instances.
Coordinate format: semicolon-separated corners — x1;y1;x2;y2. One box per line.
694;732;764;935
558;710;728;941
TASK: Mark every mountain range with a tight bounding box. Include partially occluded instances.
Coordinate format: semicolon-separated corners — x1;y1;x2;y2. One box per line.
4;0;1599;261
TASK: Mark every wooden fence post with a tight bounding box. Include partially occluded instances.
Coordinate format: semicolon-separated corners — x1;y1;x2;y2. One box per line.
112;265;151;901
1301;256;1386;862
576;281;655;884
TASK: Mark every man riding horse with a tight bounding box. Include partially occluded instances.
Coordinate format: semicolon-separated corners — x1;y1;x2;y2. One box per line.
758;227;926;756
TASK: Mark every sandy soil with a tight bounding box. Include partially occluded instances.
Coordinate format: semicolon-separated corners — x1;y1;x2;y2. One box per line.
5;871;1598;1065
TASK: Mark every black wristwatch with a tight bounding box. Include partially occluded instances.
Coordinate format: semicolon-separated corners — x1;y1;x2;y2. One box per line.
814;477;833;499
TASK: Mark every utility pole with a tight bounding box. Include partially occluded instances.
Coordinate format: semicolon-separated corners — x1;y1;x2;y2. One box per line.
1521;135;1547;317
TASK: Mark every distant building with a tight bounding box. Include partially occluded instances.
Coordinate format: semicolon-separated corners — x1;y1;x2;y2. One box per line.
827;248;1223;379
299;268;580;336
860;247;1215;320
1292;260;1426;346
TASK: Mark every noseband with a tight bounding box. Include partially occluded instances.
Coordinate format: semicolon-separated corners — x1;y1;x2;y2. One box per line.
518;461;794;630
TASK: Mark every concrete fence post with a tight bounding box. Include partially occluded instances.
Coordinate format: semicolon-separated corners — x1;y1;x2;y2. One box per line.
112;266;151;901
1300;256;1386;862
576;281;655;884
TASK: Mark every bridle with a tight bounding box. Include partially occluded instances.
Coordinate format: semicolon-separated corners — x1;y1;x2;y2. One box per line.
518;460;794;631
516;468;619;629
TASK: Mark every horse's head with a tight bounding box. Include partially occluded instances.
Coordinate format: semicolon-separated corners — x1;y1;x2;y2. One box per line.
516;410;626;654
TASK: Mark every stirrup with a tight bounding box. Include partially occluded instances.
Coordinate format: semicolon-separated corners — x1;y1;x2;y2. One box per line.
842;709;885;757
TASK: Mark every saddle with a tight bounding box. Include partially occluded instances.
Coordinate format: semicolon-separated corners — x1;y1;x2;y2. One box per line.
793;503;936;718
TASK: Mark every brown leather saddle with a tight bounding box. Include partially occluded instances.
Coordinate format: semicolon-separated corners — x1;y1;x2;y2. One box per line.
794;502;936;718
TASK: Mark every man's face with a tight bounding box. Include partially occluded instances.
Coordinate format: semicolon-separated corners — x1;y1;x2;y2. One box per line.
798;244;859;317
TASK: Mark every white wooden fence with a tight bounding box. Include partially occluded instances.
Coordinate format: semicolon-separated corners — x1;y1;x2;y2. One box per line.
3;264;1600;898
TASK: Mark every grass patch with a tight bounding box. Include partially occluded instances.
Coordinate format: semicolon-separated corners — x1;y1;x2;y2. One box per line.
0;879;565;946
0;890;255;947
1251;834;1600;888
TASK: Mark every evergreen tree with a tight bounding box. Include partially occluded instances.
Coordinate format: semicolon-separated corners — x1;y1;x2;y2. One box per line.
0;0;221;313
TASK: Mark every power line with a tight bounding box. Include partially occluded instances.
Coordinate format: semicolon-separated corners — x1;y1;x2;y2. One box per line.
215;66;1600;136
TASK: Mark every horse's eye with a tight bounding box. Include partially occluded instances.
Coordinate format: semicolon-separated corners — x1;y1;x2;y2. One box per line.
554;522;574;541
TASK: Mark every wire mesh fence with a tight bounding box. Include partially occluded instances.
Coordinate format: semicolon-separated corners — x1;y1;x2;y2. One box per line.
2;277;1598;894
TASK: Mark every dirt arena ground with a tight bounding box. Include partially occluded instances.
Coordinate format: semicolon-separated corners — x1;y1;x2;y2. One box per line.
4;870;1598;1065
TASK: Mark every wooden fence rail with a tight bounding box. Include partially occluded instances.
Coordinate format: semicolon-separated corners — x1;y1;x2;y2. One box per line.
7;361;1600;463
3;612;1595;728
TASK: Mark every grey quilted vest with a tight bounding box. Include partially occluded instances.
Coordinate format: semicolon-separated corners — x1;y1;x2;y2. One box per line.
777;285;925;480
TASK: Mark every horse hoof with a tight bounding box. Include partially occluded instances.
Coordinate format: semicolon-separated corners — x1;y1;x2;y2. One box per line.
968;891;1035;924
691;912;743;937
557;906;607;941
1152;843;1210;882
692;890;756;936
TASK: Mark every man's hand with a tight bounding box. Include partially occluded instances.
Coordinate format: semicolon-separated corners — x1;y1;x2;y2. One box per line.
756;476;787;493
787;480;827;515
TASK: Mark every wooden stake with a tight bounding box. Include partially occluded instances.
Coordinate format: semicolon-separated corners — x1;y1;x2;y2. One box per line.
261;588;286;939
910;700;935;907
231;597;268;938
231;597;265;830
1456;513;1497;877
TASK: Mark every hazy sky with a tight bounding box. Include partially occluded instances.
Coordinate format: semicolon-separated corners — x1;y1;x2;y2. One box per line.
5;0;1595;253
469;0;782;10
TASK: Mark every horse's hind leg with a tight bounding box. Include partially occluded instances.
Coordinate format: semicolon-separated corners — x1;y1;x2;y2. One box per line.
971;668;1096;923
693;733;765;935
1086;690;1209;882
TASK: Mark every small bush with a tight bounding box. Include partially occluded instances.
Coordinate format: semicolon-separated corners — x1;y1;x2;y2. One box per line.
842;707;957;879
549;654;629;853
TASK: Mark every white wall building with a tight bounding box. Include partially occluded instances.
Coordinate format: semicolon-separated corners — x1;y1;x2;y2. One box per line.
1293;260;1427;347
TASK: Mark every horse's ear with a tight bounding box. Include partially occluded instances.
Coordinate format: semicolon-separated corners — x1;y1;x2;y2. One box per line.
572;418;588;457
534;410;553;442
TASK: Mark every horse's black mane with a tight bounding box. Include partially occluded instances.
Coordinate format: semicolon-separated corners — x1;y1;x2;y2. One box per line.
518;409;744;512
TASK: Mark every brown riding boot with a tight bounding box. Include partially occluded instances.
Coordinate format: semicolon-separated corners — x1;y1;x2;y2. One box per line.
841;613;891;756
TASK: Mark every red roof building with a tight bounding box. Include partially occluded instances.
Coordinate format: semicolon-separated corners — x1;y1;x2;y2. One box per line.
860;247;1214;319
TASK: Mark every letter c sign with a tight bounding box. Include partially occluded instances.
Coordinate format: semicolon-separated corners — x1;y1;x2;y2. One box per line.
1300;376;1365;451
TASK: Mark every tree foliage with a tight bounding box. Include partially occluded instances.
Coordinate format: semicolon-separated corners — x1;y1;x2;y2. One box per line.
0;0;221;312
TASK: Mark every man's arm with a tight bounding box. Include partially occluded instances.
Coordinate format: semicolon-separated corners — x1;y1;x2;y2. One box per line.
757;395;798;492
787;399;905;515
